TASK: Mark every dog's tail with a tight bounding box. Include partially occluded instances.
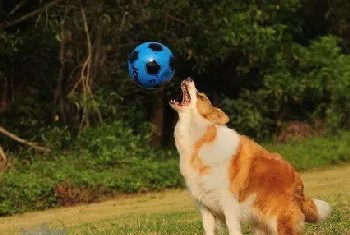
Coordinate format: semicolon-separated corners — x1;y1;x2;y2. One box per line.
301;196;332;223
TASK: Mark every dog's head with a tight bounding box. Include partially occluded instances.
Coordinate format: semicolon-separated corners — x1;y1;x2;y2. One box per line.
169;78;229;125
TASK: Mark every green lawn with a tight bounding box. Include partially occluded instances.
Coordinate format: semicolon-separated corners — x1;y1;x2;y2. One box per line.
72;209;349;235
2;164;349;235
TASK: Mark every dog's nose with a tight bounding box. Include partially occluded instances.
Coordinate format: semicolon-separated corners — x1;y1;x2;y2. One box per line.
186;77;193;83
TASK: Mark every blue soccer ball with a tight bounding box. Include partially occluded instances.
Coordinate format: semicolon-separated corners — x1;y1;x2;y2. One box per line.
127;42;175;89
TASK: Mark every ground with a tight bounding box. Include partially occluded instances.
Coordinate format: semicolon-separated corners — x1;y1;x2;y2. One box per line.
0;164;349;235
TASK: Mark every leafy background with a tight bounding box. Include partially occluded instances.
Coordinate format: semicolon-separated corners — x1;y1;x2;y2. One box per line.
0;0;350;216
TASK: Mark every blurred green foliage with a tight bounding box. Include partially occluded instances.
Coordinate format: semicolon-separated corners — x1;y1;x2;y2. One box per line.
1;0;350;143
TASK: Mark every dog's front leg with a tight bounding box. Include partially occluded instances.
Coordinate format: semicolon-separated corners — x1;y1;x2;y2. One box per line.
222;200;242;235
199;205;216;235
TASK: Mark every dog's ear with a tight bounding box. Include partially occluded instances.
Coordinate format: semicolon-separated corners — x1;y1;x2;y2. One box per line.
205;107;229;125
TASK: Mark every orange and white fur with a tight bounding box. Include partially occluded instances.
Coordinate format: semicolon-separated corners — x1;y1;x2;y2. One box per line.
170;78;332;235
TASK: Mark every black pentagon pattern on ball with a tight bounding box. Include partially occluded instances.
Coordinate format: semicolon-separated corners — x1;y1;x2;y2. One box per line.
129;50;138;64
148;43;163;51
146;60;161;74
169;56;175;70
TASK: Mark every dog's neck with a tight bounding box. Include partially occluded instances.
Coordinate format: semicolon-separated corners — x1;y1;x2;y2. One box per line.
174;112;211;157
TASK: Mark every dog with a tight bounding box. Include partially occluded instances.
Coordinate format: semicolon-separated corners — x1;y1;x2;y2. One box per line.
169;78;332;235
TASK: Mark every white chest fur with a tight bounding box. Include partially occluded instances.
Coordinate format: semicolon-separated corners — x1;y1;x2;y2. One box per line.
186;165;231;216
174;120;241;215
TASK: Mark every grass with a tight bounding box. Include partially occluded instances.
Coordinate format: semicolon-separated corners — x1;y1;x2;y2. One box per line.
262;131;350;171
1;163;349;235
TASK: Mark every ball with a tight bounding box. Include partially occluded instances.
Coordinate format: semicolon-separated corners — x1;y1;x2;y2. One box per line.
127;42;175;89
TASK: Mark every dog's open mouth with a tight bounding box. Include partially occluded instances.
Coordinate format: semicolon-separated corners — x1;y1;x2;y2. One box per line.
170;81;191;106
